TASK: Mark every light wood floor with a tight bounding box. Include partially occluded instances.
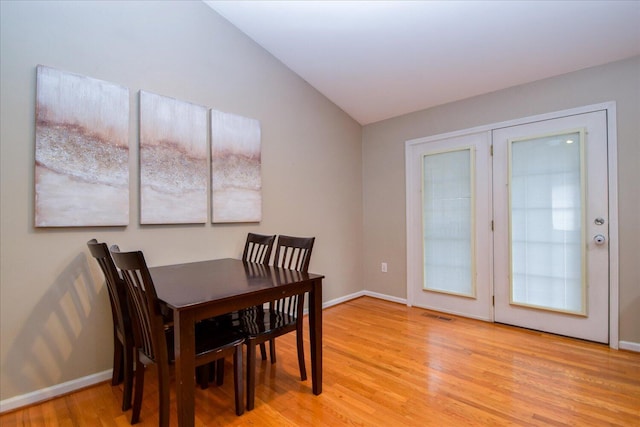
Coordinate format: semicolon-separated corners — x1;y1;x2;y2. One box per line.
2;297;639;426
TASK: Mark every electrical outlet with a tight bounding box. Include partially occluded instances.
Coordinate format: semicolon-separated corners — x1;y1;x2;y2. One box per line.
381;262;388;273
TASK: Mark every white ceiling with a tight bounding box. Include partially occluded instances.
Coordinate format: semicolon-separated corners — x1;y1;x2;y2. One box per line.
205;1;640;125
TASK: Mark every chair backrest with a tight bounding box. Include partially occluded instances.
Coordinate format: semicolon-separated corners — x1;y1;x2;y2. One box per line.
242;233;276;264
110;245;169;366
266;235;315;324
87;239;131;337
273;235;315;272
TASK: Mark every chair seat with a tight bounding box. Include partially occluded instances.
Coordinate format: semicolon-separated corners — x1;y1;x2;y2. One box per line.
240;308;297;338
194;322;245;358
160;323;245;363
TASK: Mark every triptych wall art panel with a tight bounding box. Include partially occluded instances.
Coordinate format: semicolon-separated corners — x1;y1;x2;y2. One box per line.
211;110;262;223
34;65;262;226
35;65;129;227
139;91;208;224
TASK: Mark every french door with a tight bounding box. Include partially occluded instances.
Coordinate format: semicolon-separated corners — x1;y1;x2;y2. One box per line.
406;105;615;344
492;111;609;343
406;131;493;321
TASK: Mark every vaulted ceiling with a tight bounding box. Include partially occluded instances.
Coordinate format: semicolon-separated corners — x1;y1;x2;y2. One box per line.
205;1;640;125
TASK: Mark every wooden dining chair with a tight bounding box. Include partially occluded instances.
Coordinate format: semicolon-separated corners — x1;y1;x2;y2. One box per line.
241;234;315;410
87;239;134;411
243;233;275;360
110;245;245;426
212;232;276;387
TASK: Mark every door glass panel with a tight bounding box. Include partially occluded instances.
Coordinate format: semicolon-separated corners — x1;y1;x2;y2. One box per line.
422;148;475;297
509;131;586;314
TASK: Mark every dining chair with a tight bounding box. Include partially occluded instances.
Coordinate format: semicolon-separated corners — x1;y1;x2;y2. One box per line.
86;239;134;411
243;233;275;360
110;245;245;426
241;234;315;410
212;232;276;387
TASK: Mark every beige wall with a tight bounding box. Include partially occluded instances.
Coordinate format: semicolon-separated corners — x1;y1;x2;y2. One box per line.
362;56;640;344
0;1;363;401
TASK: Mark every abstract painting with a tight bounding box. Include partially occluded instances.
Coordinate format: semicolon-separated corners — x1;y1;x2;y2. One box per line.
35;65;129;227
211;110;262;223
139;91;208;224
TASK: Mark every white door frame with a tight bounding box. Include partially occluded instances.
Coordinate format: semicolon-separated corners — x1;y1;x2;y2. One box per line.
405;101;619;349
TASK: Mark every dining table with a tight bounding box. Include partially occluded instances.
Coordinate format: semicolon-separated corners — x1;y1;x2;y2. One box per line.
148;258;324;427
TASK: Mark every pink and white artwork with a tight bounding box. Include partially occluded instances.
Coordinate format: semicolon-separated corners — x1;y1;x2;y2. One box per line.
211;110;262;223
139;91;208;224
35;65;129;227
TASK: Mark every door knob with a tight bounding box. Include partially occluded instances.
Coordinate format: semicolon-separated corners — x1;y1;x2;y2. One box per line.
593;234;606;245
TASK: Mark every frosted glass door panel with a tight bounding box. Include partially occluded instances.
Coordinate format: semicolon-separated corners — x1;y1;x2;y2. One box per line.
423;148;474;297
509;131;585;314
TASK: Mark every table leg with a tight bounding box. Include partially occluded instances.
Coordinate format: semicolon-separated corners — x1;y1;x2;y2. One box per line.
174;311;196;427
308;278;323;395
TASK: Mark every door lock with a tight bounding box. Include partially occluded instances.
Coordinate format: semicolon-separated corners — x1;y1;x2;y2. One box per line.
593;234;606;245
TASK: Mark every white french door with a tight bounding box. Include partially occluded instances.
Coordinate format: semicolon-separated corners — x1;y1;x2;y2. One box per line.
406;105;616;344
493;111;609;343
406;131;493;321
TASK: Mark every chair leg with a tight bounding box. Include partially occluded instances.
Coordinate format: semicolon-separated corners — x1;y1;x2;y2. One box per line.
216;358;225;386
197;365;209;390
296;302;307;380
246;342;256;411
259;343;267;360
112;333;124;385
296;330;307;381
257;305;267;360
131;359;145;425
233;348;244;416
209;361;216;382
121;342;134;411
269;339;276;364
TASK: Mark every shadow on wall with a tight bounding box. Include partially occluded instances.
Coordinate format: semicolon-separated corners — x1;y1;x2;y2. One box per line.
3;252;111;397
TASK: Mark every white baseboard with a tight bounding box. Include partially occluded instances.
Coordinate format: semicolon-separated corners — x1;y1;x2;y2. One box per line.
322;290;366;308
0;370;112;414
619;341;640;353
362;290;407;305
321;290;407;310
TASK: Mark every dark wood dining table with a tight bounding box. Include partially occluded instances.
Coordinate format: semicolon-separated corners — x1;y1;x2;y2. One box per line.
148;258;324;427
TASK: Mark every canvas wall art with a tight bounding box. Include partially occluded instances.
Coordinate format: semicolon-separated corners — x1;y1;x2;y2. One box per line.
139;91;208;224
35;65;129;227
211;110;262;223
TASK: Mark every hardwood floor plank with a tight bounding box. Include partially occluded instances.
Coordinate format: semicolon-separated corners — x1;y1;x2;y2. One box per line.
2;297;639;426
